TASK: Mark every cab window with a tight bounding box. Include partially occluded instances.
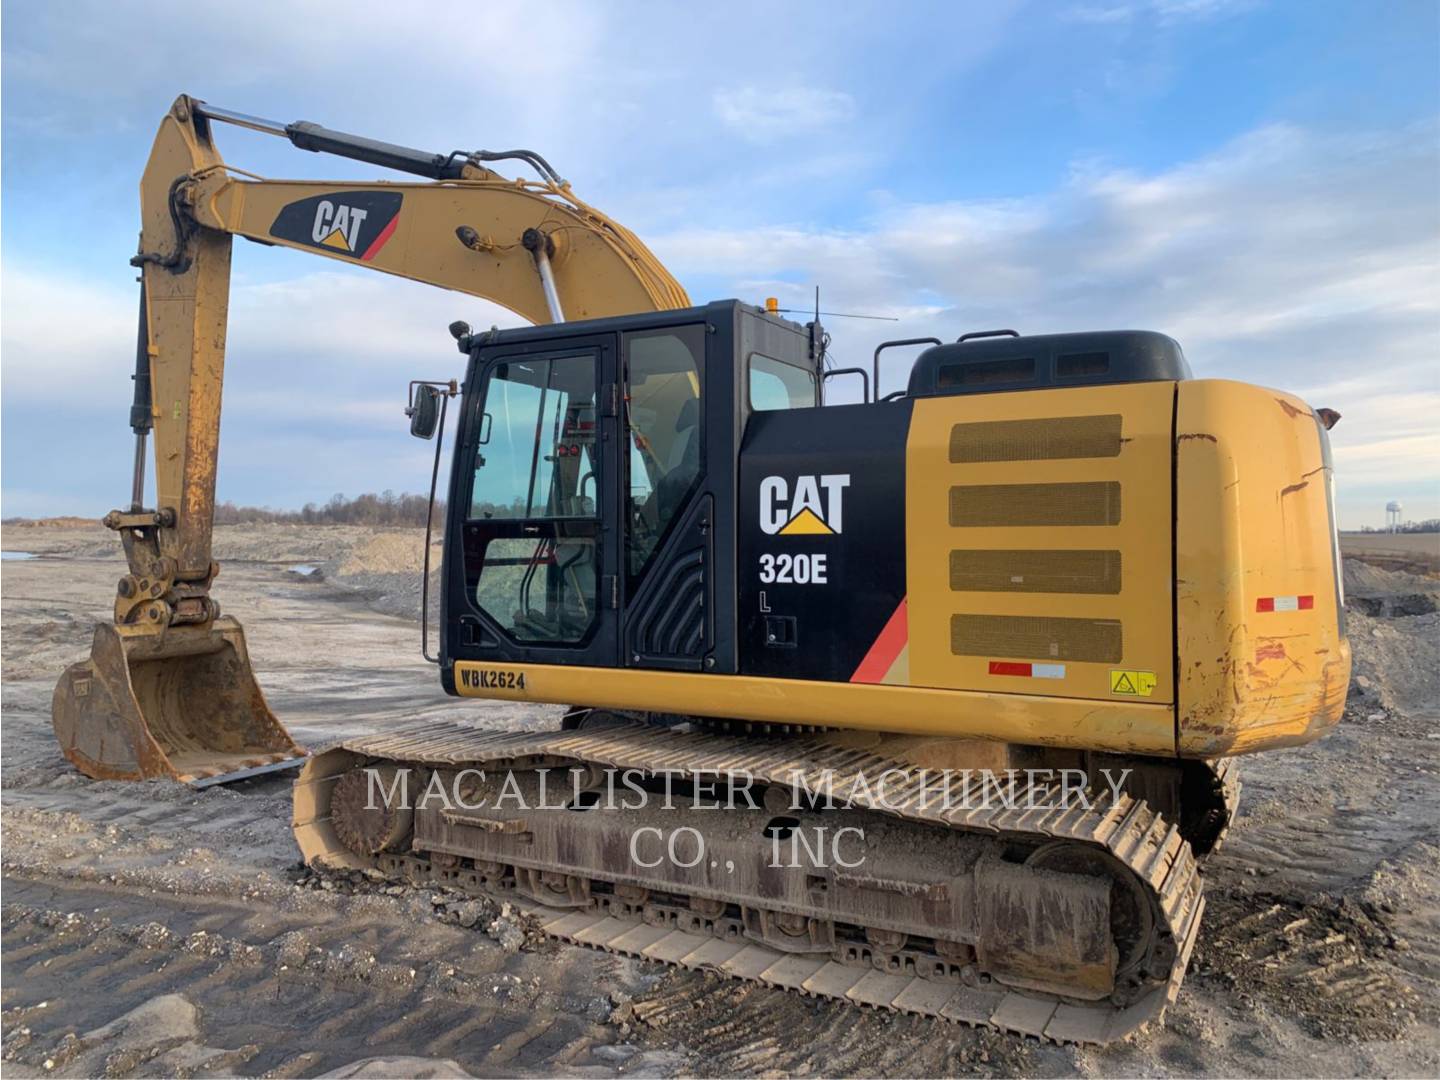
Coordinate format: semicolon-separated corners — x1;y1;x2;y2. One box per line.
468;351;601;644
625;326;704;582
470;355;598;519
749;353;816;411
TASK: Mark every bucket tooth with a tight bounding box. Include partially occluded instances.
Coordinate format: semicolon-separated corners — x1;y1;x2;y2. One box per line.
51;617;306;785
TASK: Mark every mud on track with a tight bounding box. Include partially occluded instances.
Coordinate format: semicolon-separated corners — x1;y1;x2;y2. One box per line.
3;525;1438;1077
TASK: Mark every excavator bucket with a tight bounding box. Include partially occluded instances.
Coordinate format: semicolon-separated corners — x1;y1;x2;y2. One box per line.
52;617;306;787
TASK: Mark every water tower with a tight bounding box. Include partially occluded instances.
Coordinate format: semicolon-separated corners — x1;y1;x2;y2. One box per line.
1386;500;1403;532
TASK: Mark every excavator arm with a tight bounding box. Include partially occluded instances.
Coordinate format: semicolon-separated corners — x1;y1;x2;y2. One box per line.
52;94;688;785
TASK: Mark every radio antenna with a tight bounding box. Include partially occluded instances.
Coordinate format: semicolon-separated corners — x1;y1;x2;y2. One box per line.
774;307;899;322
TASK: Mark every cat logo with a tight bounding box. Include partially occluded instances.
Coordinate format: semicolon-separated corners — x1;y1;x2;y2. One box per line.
268;190;403;262
312;200;368;252
759;474;850;535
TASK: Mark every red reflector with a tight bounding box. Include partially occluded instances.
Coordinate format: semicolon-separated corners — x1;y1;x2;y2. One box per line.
988;661;1031;677
570;444;580;455
1298;595;1314;609
1255;597;1275;612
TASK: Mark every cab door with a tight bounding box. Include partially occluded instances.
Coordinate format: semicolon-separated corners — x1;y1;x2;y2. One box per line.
617;323;715;670
453;335;620;667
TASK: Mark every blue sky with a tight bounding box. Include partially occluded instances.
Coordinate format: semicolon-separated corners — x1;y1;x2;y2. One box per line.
3;0;1437;528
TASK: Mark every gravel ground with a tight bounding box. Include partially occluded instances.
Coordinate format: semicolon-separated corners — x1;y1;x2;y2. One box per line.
2;525;1437;1078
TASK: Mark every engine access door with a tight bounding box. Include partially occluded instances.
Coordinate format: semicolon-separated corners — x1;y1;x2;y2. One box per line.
906;381;1177;704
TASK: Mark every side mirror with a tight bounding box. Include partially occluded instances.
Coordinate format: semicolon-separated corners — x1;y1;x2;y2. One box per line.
408;384;441;440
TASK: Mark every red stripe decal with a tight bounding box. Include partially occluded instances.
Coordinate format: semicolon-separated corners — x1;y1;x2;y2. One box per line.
988;661;1032;677
1255;597;1275;612
850;598;907;683
1298;594;1314;609
360;215;399;261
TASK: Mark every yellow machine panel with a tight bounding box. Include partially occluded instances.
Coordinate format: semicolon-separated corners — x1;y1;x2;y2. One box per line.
1175;380;1349;755
906;382;1176;704
448;660;1178;755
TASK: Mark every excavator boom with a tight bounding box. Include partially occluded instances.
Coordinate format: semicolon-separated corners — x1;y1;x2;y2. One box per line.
52;95;687;784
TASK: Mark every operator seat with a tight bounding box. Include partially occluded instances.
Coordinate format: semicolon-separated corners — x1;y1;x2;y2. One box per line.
655;396;700;526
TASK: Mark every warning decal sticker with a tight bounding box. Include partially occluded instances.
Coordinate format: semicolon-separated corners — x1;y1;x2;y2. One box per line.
1109;669;1157;697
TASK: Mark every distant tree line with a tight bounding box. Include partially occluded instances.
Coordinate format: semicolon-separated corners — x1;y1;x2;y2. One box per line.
1354;519;1440;534
213;491;442;527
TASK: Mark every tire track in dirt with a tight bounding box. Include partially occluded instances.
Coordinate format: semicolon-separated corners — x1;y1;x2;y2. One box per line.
614;970;1043;1077
1191;887;1423;1041
0;880;645;1078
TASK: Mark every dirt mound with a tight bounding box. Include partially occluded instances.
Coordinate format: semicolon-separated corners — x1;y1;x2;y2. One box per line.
1;516;98;528
1341;558;1440;716
0;523;393;564
1344;559;1440;616
1345;610;1440;717
321;530;441;623
336;532;430;576
0;523;115;559
293;865;555;956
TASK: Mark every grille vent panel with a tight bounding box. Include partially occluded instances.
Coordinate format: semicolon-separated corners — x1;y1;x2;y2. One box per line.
949;415;1123;463
950;614;1123;663
950;549;1122;594
949;482;1122;527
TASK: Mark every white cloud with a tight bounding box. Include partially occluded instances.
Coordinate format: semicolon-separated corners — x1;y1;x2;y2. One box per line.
651;120;1440;526
1152;0;1257;20
1066;0;1256;24
0;266;138;399
0;2;607;142
0;261;526;519
0;263;525;411
713;86;856;142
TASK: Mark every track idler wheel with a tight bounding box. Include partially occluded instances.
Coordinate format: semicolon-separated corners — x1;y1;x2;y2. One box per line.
331;765;415;856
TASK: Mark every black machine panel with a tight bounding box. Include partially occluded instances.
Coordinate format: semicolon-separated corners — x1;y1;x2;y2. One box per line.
738;401;912;681
906;330;1190;399
624;493;715;670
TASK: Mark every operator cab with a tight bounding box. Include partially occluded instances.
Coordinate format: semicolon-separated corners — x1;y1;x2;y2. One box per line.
428;300;818;691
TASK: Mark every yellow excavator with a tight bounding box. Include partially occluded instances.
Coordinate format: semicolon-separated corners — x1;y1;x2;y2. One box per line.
54;95;1349;1043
